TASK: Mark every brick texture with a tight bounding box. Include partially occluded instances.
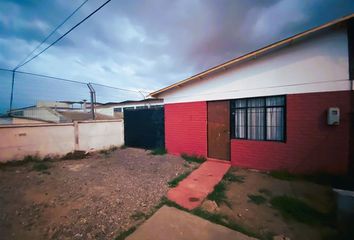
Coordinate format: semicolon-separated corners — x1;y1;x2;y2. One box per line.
231;91;351;174
165;101;207;157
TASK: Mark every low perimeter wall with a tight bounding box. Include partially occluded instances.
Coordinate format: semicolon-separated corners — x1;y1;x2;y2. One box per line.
0;120;124;162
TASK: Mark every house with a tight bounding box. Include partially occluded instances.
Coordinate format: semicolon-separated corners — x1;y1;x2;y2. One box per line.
6;100;111;123
150;14;354;174
95;98;163;118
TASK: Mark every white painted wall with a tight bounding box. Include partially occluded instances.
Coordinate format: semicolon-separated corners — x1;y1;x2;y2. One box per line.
161;28;350;104
0;120;124;162
0;123;75;162
96;107;115;116
77;120;124;151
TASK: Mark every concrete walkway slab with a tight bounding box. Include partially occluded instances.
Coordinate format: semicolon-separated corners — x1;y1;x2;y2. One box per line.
167;161;230;210
127;206;257;240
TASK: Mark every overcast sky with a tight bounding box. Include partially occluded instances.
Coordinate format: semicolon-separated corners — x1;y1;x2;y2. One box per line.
0;0;354;101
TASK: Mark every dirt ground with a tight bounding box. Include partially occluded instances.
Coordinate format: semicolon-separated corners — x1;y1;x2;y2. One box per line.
202;167;337;240
0;148;196;240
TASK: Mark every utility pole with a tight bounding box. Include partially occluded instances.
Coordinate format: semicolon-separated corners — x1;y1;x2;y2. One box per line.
9;70;15;116
87;83;96;120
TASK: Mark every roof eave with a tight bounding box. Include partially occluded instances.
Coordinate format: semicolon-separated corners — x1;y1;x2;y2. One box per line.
150;13;354;98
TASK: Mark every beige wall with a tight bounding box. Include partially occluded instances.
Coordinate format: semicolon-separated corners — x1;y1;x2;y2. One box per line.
77;120;124;151
0;120;124;162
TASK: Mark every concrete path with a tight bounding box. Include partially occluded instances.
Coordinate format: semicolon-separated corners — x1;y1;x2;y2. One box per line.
167;160;230;210
127;206;257;240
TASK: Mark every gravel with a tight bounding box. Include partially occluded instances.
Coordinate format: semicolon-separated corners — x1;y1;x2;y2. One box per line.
0;147;197;240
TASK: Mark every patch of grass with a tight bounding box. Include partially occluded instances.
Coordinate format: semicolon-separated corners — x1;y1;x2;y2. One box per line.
269;171;298;181
259;188;272;197
23;155;42;162
207;170;245;207
248;194;267;205
270;195;330;225
168;171;192;187
130;211;146;221
114;226;137;240
207;181;230;206
0;155;52;170
181;153;206;163
269;171;354;190
99;146;118;157
224;172;245;183
32;162;49;172
150;148;167;155
61;151;88;160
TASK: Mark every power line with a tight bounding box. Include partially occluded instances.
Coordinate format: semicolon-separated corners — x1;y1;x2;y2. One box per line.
0;68;146;93
91;82;150;93
14;0;113;70
14;0;90;70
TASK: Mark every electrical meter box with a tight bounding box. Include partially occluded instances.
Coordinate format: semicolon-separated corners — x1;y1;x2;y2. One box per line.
327;107;340;125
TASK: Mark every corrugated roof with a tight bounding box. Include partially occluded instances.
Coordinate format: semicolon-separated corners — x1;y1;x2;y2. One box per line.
150;13;354;97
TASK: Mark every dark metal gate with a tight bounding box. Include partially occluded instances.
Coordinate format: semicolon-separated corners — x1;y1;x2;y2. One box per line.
124;107;164;149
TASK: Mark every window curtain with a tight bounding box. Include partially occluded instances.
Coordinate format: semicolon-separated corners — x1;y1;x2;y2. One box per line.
266;96;284;141
247;98;265;140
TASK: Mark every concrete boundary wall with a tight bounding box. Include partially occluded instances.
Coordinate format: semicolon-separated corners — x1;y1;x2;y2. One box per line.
0;120;124;162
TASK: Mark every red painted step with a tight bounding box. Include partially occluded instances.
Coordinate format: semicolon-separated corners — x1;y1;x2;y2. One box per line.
167;160;230;210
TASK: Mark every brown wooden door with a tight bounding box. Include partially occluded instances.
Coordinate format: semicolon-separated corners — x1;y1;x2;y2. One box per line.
207;101;230;160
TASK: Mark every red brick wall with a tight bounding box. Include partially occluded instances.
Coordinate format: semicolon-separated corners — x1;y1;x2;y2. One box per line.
231;91;351;174
165;101;207;156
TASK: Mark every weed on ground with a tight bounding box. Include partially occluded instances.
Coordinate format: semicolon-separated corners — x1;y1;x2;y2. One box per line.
248;194;267;205
207;170;244;207
181;153;206;163
0;155;53;170
168;171;192;187
99;145;118;157
224;172;245;183
32;162;50;172
130;211;146;221
207;181;231;207
258;188;272;197
270;195;332;225
61;151;88;160
269;171;298;181
150;148;167;155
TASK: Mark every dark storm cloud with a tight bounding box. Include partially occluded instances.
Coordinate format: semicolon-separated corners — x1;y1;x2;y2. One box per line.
0;0;353;92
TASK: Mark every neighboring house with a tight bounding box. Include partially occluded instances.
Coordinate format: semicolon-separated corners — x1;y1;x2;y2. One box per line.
96;98;163;118
150;14;354;174
10;105;64;122
0;117;50;125
6;100;110;123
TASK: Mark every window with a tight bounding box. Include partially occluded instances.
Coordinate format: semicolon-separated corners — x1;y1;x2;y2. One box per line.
123;107;134;111
114;107;122;112
149;105;163;109
136;106;148;109
231;96;285;141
